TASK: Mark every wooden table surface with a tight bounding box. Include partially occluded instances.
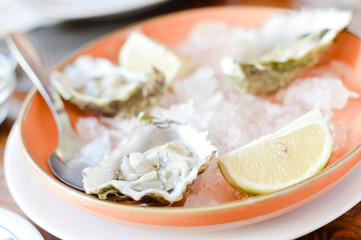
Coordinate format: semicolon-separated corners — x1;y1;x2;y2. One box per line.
1;0;361;239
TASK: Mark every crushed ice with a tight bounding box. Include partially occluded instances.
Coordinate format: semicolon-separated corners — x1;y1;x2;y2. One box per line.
65;21;358;207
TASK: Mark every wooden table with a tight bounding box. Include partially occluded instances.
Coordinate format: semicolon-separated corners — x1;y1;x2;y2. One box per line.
1;0;361;239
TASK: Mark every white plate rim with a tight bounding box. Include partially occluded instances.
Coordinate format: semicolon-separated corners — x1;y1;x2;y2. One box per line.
17;0;170;20
0;206;44;240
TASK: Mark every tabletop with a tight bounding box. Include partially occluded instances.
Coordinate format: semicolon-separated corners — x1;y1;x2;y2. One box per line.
1;0;361;239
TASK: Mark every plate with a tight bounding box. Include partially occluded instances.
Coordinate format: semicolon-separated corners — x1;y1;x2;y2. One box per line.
18;6;361;227
0;206;43;240
5;123;361;239
17;0;170;20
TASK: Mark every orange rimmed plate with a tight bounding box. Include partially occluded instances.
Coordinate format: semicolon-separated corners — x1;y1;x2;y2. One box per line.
18;6;361;228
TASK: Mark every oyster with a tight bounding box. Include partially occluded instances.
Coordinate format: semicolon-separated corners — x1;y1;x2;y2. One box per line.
221;8;352;95
82;114;217;204
51;55;165;117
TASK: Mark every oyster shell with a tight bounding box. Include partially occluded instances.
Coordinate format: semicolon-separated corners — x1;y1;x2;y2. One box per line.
51;55;165;117
82;114;217;204
221;8;352;95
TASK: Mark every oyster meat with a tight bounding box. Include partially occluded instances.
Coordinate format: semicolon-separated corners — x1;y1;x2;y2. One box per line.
82;114;217;204
51;55;165;117
221;8;352;95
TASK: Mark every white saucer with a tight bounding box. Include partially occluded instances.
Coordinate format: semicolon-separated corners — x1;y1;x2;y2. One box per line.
17;0;170;20
0;207;43;240
4;123;361;239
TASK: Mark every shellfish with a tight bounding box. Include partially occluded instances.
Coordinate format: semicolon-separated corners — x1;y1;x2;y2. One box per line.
51;55;165;117
221;8;352;95
82;114;217;204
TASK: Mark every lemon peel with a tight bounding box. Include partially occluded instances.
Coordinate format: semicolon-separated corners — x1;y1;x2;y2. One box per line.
218;109;334;195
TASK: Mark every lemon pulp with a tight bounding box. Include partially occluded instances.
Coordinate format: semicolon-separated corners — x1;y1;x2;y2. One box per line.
119;32;193;87
218;109;334;195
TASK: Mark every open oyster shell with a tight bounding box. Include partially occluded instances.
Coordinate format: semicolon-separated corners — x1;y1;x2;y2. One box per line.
51;55;165;117
82;114;217;204
221;8;352;95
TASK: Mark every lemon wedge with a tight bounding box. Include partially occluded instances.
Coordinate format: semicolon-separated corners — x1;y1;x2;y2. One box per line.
218;109;334;195
119;31;194;87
